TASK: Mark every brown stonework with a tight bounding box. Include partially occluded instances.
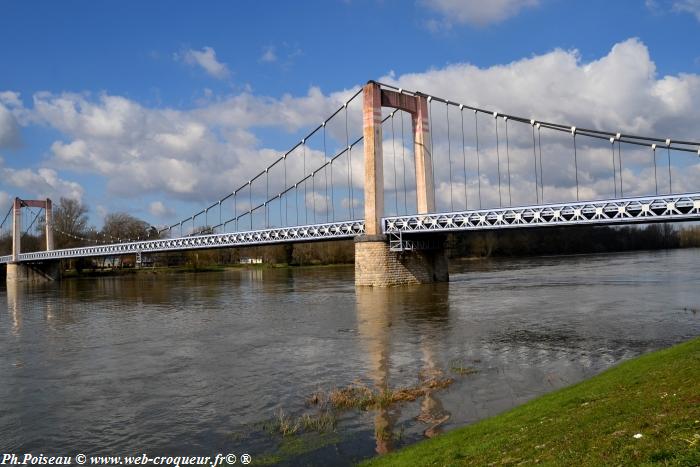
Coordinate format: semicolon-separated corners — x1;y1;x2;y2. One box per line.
354;236;448;287
6;262;61;283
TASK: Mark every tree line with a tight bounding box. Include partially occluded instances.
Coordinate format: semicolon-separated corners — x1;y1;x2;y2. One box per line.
2;197;700;271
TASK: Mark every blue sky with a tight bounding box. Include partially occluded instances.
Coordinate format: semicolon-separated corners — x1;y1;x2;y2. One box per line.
1;0;700;229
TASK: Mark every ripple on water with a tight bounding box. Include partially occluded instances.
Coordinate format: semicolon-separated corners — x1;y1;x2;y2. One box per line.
0;251;699;461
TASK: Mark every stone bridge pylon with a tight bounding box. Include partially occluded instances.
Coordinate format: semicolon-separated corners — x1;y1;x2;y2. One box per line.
354;81;448;286
6;197;61;283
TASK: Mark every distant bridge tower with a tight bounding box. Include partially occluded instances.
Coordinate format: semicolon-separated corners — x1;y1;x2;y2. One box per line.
355;82;448;286
7;197;60;283
12;197;54;261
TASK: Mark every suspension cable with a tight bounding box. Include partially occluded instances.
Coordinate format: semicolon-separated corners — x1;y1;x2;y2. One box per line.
572;127;580;201
323;123;329;222
494;112;502;208
401;109;407;213
666;139;673;194
652;144;659;195
284;152;288;225
447;102;454;211
391;111;398;215
460;106;468;210
0;204;13;230
329;154;335;223
504;116;512;207
537;123;544;202
611;137;618;198
210;134;366;234
345;104;354;220
21;208;43;240
312;166;317;225
266;168;270;228
618;137;624;197
428;97;436;210
532;122;540;204
374;82;700;150
303;139;308;224
474;110;482;209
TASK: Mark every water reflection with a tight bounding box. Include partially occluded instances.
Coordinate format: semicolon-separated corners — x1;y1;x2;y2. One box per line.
0;250;699;465
6;282;21;335
355;286;452;453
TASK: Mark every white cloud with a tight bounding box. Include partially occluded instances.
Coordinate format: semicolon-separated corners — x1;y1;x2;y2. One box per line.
149;201;175;218
0;104;20;148
3;38;700;226
646;0;700;20
673;0;700;20
381;39;699;137
26;84;360;212
378;38;700;211
421;0;539;27
260;46;277;63
0;191;9;215
0;158;84;202
177;46;230;79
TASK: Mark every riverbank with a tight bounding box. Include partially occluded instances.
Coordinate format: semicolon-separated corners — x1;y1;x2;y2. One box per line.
362;336;700;466
60;261;353;278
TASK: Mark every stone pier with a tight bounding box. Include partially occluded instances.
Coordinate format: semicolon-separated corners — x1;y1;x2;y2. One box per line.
354;235;448;287
354;82;448;287
6;262;61;283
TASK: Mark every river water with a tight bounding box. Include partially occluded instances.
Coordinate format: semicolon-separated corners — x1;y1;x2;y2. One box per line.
1;249;699;465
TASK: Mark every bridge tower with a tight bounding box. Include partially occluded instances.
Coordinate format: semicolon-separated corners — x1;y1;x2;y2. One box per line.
355;82;448;286
6;197;60;283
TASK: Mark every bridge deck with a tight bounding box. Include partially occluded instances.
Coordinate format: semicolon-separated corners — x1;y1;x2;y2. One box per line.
2;193;700;264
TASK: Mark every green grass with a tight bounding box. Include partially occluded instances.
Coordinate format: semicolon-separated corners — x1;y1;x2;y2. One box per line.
362;337;700;467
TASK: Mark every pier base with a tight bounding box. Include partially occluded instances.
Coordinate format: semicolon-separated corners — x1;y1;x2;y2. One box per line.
354;235;448;287
6;262;61;284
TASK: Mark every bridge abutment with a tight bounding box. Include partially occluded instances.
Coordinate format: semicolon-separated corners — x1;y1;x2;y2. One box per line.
6;262;61;284
354;235;448;287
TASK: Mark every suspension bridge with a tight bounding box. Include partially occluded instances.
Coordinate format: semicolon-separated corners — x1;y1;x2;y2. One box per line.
2;81;700;285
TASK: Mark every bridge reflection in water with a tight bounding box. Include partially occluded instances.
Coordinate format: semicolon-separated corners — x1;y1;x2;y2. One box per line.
356;285;451;454
2;253;700;463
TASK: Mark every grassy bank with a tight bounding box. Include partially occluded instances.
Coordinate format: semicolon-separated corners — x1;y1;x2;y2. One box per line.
363;337;700;466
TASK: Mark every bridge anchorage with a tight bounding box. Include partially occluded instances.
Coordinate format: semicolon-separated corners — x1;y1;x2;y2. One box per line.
3;80;700;286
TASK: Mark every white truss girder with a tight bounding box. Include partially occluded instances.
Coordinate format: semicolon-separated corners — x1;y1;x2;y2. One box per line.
382;193;700;234
0;220;365;264
4;193;700;265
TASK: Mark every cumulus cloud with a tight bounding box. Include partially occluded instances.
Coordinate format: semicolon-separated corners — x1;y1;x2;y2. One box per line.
379;38;700;211
0;158;84;201
177;46;230;79
421;0;539;27
381;38;699;138
3;37;700;226
0;104;20;148
28;84;359;207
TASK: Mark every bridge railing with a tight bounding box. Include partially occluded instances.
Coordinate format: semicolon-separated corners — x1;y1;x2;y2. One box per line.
0;220;365;264
373;82;700;218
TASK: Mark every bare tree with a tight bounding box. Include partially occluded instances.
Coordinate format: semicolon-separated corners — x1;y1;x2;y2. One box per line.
101;212;154;242
53;197;90;249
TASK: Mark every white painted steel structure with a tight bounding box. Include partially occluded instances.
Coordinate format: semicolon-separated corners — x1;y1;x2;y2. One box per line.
383;193;700;234
4;194;700;265
0;220;365;264
3;83;700;267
